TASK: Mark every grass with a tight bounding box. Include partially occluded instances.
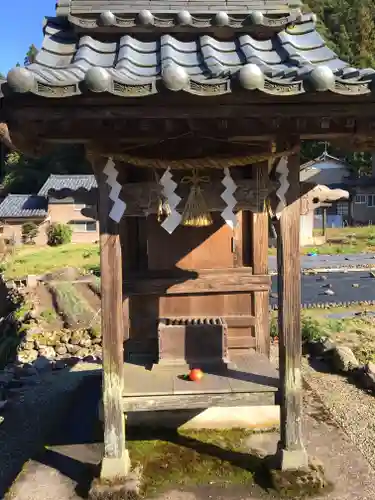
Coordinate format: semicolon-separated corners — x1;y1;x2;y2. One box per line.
272;305;375;364
301;305;375;364
2;243;100;279
127;428;264;497
269;225;375;256
49;282;96;329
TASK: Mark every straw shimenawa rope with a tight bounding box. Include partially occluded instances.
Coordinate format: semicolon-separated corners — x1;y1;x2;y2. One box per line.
180;169;213;227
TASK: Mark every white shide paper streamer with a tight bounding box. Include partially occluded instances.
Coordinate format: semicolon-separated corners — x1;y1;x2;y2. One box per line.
221;168;238;229
103;158;126;223
275;156;289;219
159;168;182;234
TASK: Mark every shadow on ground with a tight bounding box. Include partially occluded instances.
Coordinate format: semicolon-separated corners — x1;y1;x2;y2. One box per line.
3;373;276;499
0;370;101;499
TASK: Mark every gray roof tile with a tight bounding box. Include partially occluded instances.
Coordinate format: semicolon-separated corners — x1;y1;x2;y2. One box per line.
6;13;375;97
38;174;97;196
0;195;48;218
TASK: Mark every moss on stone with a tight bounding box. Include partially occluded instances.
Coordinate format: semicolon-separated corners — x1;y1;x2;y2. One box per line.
126;428;266;497
268;457;334;498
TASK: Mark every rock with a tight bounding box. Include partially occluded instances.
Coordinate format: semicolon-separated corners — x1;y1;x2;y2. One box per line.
17;349;38;364
79;337;92;348
359;362;375;391
55;344;68;356
38;346;56;359
45;333;59;346
270;457;331;498
60;332;71;344
25;326;43;337
70;332;81;345
27;308;39;320
66;343;80;355
22;341;35;351
0;416;4;425
332;346;359;372
33;356;52;371
34;337;48;350
324;289;335;296
91;337;102;345
309;338;335;357
76;347;90;358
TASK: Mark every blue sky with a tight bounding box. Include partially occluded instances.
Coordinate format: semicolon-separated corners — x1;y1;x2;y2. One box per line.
0;0;56;75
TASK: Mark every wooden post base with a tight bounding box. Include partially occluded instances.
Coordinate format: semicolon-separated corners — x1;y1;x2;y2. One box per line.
276;445;308;471
269;456;332;497
89;460;141;500
100;452;131;481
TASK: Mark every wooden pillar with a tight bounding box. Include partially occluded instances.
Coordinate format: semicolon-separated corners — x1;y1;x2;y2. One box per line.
89;154;130;480
251;161;269;357
322;206;327;238
276;151;308;470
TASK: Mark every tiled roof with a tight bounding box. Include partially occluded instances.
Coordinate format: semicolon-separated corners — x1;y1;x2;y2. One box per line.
38;174;97;196
5;10;374;98
0;195;48;218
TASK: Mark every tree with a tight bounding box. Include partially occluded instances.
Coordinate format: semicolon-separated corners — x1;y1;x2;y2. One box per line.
3;145;92;194
21;222;39;244
24;44;38;66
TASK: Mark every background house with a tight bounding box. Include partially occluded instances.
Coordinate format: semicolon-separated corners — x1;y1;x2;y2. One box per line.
349;157;375;224
0;195;49;245
0;174;98;245
300;152;353;227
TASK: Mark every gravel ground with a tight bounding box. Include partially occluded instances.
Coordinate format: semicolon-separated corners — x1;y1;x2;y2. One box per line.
271;343;375;472
301;356;375;471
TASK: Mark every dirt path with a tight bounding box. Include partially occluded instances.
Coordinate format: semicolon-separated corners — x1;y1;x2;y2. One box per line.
33;283;65;330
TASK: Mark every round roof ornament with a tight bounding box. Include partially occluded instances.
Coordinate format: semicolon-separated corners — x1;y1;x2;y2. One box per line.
85;67;111;93
249;11;264;26
7;67;35;93
309;65;335;92
214;12;229;27
137;10;154;26
99;11;116;26
238;64;264;90
177;11;192;26
162;64;189;92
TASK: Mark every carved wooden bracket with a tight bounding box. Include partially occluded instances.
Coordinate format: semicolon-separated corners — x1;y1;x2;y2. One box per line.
300;184;349;215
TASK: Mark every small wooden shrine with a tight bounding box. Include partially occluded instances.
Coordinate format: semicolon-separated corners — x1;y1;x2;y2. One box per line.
1;0;375;492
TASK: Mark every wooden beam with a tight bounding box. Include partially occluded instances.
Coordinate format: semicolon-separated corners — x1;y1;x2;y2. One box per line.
251;161;270;357
276;149;308;470
49;178;275;217
122;269;270;295
88;154;131;481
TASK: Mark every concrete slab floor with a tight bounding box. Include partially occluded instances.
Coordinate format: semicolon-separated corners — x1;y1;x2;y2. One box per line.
5;381;374;500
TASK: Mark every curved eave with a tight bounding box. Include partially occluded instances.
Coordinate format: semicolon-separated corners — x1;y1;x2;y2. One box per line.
3;73;374;99
67;11;302;31
5;12;375;100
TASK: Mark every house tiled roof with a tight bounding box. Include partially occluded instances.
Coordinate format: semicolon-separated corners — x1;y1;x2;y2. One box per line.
0;195;48;218
4;2;374;98
38;174;97;196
